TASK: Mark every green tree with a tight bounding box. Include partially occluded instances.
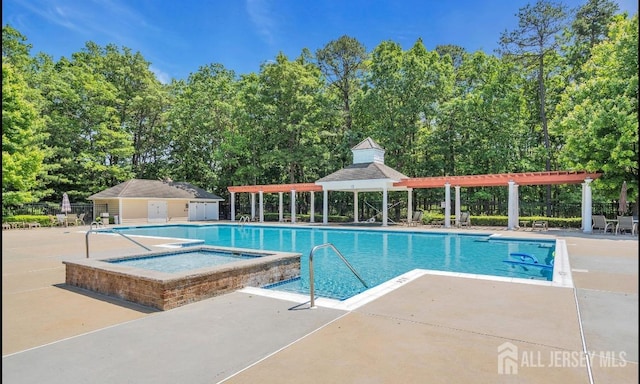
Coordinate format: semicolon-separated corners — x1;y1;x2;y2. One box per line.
499;0;569;215
553;14;638;214
165;64;237;190
39;51;133;200
355;39;453;177
563;0;620;82
2;62;47;208
316;35;368;164
253;52;329;184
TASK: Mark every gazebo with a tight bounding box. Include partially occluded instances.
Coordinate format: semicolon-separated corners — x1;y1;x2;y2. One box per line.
228;137;601;233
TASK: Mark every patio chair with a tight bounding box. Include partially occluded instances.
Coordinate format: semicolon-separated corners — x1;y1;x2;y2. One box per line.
615;216;637;235
66;213;78;226
48;216;59;227
56;214;67;227
591;215;613;233
459;212;471;227
409;211;423;226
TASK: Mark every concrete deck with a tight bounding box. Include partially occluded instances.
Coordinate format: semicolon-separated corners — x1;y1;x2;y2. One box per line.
2;222;638;383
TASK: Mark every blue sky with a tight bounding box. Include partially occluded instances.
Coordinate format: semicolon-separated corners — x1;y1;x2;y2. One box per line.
3;0;637;83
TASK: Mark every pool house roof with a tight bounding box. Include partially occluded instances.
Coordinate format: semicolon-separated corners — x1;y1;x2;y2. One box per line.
89;179;224;201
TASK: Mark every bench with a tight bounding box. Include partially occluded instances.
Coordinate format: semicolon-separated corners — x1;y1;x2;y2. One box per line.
532;220;548;230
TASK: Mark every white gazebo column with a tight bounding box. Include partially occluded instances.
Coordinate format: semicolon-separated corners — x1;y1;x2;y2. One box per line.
323;189;329;224
382;187;388;227
444;183;451;228
582;178;593;233
278;192;284;222
455;185;461;227
290;190;296;224
354;191;359;223
230;192;236;221
507;181;517;230
407;188;413;224
310;192;315;223
515;184;520;227
250;193;256;221
258;191;264;223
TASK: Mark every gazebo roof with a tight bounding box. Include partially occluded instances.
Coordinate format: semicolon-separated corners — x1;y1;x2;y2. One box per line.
316;162;408;183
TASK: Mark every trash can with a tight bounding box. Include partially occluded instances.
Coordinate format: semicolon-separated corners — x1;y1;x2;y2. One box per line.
101;212;110;225
114;215;119;225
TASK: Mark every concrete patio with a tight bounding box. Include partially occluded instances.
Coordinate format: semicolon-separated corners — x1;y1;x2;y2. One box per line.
2;222;637;383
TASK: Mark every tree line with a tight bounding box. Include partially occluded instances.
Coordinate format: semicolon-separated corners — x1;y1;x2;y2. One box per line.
2;0;638;217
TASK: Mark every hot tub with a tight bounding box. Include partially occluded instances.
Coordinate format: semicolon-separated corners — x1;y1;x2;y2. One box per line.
64;246;301;310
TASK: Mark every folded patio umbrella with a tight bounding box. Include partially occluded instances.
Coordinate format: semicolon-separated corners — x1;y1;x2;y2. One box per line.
61;192;72;215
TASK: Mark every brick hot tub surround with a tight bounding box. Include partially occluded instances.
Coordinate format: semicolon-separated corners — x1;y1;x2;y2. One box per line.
64;246;301;310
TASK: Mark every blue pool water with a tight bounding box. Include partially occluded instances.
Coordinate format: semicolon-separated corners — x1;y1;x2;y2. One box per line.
112;224;555;300
108;250;261;273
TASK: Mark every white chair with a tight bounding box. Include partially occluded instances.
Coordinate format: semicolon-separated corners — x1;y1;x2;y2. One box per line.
409;211;423;226
616;216;637;235
56;214;67;227
459;212;471;227
591;215;613;233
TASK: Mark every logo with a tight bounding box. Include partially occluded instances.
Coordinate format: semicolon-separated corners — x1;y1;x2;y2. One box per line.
497;342;627;374
497;342;519;375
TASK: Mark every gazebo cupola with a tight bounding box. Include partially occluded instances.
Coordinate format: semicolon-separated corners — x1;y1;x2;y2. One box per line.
352;137;385;164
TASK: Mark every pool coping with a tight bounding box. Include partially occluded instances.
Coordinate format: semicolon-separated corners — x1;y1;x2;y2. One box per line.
242;238;571;311
63;245;302;310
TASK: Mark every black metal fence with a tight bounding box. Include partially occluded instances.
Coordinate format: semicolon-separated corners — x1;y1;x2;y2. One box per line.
220;200;627;220
5;202;94;220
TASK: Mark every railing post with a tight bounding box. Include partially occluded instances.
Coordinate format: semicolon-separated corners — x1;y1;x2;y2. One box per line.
308;243;367;310
309;250;316;309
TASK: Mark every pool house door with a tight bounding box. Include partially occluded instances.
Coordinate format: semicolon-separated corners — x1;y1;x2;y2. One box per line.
188;202;219;221
148;200;168;223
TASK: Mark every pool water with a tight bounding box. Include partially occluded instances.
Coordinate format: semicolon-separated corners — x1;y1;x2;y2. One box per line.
113;224;555;300
108;250;261;273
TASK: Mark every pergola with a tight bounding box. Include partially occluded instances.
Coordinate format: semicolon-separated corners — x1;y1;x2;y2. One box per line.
227;138;602;233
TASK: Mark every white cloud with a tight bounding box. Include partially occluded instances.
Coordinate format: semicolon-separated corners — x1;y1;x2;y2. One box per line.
245;0;277;46
150;66;171;84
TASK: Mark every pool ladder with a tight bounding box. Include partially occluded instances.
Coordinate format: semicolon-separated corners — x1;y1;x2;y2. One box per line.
308;243;368;309
238;215;251;226
85;228;152;258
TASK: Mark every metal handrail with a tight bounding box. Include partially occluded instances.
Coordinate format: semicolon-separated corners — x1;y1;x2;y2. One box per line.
85;228;152;258
308;243;368;309
238;215;251;225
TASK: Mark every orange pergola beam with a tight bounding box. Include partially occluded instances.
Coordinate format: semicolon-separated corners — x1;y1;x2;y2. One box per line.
394;171;601;189
227;171;602;193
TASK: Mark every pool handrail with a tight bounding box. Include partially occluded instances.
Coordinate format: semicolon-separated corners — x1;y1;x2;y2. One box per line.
309;243;368;309
85;228;152;258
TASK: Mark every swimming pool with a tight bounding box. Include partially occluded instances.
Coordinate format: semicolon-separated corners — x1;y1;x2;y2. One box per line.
112;224;559;300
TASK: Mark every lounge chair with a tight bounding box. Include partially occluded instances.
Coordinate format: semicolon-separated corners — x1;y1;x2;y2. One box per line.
459;212;471;227
409;211;423;226
66;213;78;226
615;216;637;235
591;215;613;233
56;214;67;227
48;216;59;227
